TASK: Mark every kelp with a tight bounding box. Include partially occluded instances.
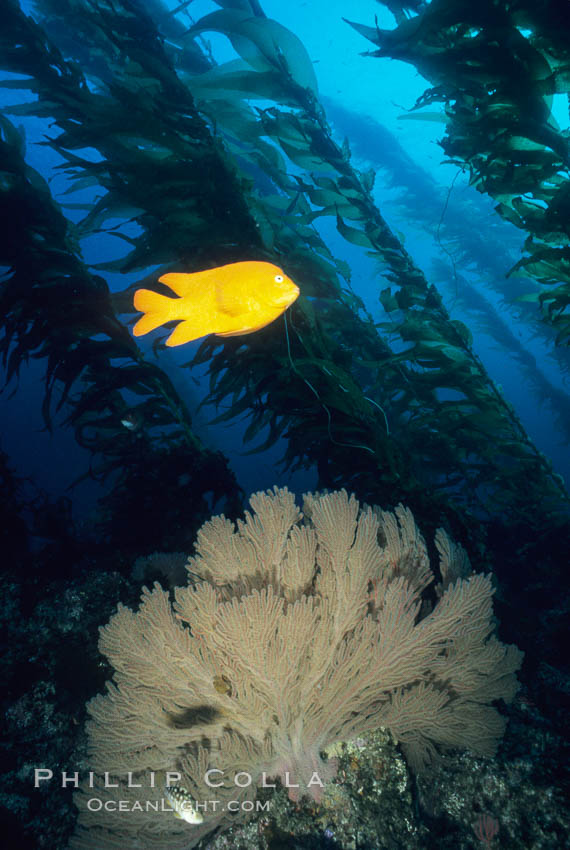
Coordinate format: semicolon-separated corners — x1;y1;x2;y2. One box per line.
180;2;568;529
322;97;570;380
1;0;568;552
0;103;240;550
321;99;570;435
430;258;570;446
5;0;412;505
350;0;570;344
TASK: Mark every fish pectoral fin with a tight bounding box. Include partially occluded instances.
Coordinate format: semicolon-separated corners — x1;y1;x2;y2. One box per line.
215;282;248;316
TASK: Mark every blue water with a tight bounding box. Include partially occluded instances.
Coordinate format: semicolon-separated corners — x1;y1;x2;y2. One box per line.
2;0;569;526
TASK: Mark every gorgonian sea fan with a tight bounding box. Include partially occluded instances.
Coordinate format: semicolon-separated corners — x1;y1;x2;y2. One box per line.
71;488;522;850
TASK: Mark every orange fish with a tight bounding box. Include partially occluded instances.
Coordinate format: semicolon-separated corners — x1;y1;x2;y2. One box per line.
132;261;300;347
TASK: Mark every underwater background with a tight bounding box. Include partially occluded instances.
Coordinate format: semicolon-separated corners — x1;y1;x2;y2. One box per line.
1;0;569;847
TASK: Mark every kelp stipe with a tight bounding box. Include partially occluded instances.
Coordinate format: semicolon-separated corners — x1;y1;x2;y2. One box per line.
322;95;570;426
283;311;376;455
349;0;570;345
176;0;569;537
0;98;241;551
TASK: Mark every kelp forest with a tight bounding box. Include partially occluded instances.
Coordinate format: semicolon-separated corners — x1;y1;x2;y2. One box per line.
1;0;569;847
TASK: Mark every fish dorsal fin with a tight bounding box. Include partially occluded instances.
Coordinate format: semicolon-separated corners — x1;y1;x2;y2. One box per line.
159;268;218;298
158;273;196;297
215;280;248;316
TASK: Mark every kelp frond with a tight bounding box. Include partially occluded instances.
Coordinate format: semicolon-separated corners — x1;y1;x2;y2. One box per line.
0;105;241;549
350;0;570;345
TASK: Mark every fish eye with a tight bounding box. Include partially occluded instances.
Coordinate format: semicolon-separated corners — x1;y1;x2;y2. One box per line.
274;274;284;283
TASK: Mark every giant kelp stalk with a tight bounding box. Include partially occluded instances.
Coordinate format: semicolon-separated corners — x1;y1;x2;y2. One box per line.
0;47;241;552
182;3;569;527
350;0;570;344
429;258;570;447
3;0;411;519
322;98;570;413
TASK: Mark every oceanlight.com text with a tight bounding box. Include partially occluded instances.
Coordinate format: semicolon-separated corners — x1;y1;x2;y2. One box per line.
85;797;271;814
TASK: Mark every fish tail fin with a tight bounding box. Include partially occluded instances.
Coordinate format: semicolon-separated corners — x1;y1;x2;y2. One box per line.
132;289;176;337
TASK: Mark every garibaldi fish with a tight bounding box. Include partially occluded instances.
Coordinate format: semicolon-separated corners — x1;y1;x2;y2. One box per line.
133;261;300;346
